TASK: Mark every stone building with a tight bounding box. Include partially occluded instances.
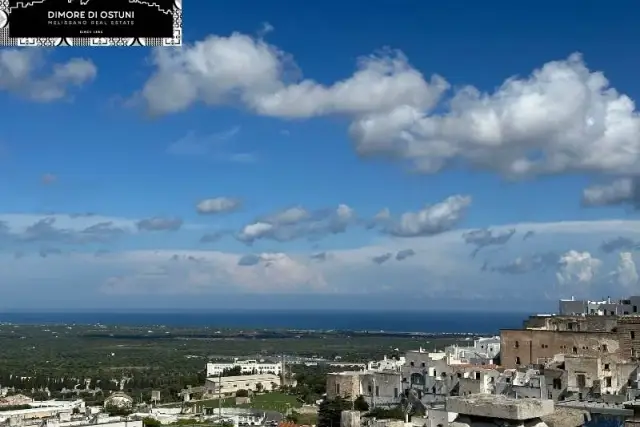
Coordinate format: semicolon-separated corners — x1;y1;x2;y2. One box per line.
523;314;618;332
500;329;620;368
326;370;401;406
564;354;638;397
503;313;640;369
617;316;640;359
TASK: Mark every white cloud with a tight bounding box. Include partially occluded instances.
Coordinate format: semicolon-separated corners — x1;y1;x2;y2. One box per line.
0;50;96;102
556;250;602;286
371;195;471;237
582;178;639;207
3;219;640;308
196;197;242;214
611;252;639;288
99;250;327;294
140;33;288;115
137;32;447;119
350;53;640;178
138;36;640;200
237;204;356;244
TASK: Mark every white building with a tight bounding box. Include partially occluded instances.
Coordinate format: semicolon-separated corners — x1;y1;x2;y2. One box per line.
445;336;500;365
367;356;406;372
204;374;281;397
206;358;281;377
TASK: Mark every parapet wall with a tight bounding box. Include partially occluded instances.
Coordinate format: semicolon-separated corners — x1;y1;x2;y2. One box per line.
446;394;554;421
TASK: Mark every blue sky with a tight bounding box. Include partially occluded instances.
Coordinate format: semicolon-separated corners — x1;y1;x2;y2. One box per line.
1;0;640;311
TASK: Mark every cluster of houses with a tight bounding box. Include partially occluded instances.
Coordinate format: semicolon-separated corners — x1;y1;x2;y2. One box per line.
326;295;640;427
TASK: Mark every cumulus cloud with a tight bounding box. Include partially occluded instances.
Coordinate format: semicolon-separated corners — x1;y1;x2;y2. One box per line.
237;204;355;244
395;249;416;261
463;228;515;257
610;252;639;288
600;236;640;254
138;32;447;119
138;35;640;196
370;195;471;237
556;250;602;286
196;197;242;214
351;53;640;179
136;217;183;232
582;178;640;208
0;50;96;102
372;252;392;265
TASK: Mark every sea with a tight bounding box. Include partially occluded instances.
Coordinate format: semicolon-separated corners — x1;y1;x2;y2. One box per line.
0;310;529;334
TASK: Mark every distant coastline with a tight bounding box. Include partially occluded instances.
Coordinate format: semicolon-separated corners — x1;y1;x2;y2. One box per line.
0;310;529;334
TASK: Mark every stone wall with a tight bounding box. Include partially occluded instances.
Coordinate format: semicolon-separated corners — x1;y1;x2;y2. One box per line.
523;316;617;332
500;329;620;369
615;316;640;359
361;371;402;406
326;373;361;401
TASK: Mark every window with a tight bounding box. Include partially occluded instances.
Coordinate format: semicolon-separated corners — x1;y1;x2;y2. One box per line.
368;385;372;394
421;362;426;368
336;384;340;394
475;372;480;380
553;378;562;390
632;331;636;340
602;344;608;352
605;377;612;388
394;388;398;398
375;386;379;397
604;363;610;370
515;357;521;365
572;346;578;354
514;341;520;348
635;305;638;313
410;361;415;367
506;378;511;383
577;374;586;388
457;373;462;378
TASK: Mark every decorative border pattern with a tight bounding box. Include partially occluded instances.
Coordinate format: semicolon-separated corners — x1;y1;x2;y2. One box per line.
0;0;182;47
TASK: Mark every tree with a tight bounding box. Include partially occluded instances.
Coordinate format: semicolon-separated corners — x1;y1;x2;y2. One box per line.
143;418;161;427
353;396;369;412
104;404;132;417
235;389;249;398
318;397;351;427
255;382;263;393
222;366;242;377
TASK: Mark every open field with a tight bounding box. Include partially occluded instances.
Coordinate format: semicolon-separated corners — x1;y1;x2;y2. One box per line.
171;393;302;412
